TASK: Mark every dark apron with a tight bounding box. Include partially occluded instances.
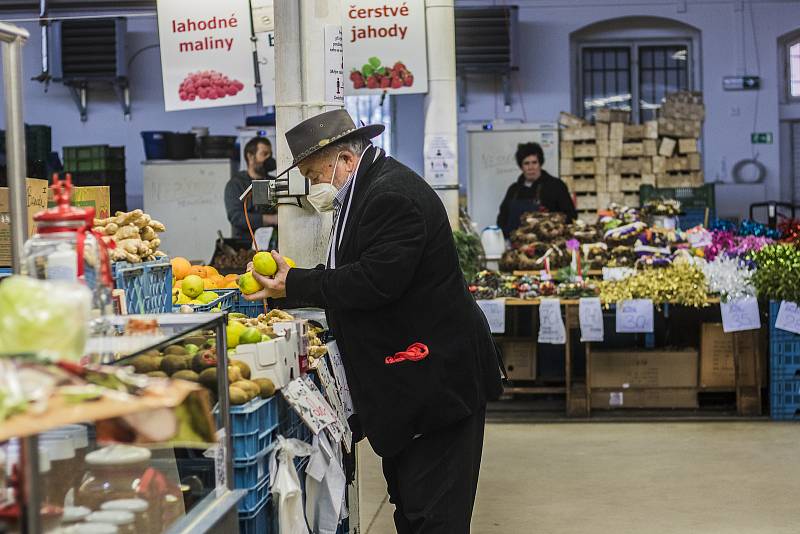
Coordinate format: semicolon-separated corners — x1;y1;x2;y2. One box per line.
506;197;540;235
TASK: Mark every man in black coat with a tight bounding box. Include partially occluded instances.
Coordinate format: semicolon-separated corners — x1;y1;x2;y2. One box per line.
244;110;504;533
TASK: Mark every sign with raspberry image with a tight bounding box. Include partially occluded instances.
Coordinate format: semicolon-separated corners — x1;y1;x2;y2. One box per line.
343;0;428;95
156;0;256;111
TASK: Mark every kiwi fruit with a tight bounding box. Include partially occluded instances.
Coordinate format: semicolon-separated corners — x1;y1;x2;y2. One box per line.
182;336;207;346
229;386;250;405
230;360;251;380
232;380;260;399
227;366;243;384
172;370;200;382
143;349;162;358
192;350;217;373
199;367;219;391
130;355;161;374
161;354;190;375
146;371;168;378
163;345;188;356
252;378;276;399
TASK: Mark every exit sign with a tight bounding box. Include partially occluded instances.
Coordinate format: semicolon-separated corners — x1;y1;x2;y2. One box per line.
723;76;761;91
751;132;773;144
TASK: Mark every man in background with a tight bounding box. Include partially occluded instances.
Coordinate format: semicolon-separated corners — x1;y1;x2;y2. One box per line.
224;136;277;243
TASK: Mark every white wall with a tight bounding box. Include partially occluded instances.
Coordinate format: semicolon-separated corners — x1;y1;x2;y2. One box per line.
0;14;267;210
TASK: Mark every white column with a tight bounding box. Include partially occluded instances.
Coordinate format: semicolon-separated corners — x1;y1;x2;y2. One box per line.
423;0;460;230
274;0;341;267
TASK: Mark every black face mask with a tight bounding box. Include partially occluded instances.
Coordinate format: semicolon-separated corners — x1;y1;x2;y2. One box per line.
256;157;277;177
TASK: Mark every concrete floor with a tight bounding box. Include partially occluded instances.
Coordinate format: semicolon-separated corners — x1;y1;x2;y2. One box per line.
357;422;800;534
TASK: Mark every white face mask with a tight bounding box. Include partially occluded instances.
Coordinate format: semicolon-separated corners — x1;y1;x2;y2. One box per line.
306;152;343;213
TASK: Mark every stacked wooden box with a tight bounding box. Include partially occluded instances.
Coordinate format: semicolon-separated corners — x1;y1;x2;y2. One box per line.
654;92;705;188
559;92;705;220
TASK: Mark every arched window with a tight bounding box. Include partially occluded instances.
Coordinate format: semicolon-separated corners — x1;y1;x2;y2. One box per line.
788;36;800;100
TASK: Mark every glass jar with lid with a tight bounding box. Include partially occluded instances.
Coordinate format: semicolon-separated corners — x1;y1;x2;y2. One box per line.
21;173;114;321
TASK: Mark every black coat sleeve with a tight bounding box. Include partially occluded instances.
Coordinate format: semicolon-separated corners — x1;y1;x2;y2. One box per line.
554;179;577;222
285;192;428;311
224;180;264;235
497;183;516;238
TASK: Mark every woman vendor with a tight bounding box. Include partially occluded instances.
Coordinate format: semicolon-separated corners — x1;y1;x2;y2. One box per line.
496;142;577;238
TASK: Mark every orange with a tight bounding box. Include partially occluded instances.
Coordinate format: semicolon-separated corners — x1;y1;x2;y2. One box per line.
210;274;225;287
189;265;206;278
224;281;239;289
174;280;183;289
171;257;192;280
203;278;217;289
204;265;220;278
224;273;239;283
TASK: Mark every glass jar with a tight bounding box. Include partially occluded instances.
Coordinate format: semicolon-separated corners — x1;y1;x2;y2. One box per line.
66;522;119;534
60;506;90;525
101;499;150;533
76;445;152;512
42;425;89;500
86;511;135;534
38;435;76;508
21;173;113;322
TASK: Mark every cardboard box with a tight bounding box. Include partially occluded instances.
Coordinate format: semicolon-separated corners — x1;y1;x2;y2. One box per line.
0;178;49;267
700;323;735;389
591;388;698;409
589;349;699;388
49;186;112;220
499;339;536;381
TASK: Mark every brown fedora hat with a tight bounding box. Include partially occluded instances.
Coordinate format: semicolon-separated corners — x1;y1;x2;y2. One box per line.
275;109;385;177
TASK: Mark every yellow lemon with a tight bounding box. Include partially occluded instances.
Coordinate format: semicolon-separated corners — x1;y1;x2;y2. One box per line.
284;256;296;268
198;291;218;304
239;327;262;345
253;251;277;277
226;321;247;349
237;272;263;295
181;274;204;298
189;299;204;305
176;292;192;305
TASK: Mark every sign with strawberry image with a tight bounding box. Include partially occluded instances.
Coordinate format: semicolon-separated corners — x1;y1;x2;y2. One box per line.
156;0;257;111
343;0;428;95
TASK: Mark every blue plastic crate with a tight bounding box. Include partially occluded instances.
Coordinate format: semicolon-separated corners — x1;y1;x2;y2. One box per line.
174;288;237;313
770;378;800;420
679;208;712;230
232;291;267;318
239;475;270;513
769;301;800;363
231;428;277;461
218;397;274;435
113;257;172;314
233;448;271;488
239;495;275;534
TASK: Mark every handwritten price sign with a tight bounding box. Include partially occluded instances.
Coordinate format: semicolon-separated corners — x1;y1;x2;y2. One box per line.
538;298;566;344
775;301;800;335
615;299;654;333
720;297;761;333
579;297;604;342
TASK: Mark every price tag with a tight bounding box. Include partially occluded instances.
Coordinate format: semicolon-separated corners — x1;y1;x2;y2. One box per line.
579;297;604;342
615;299;654;333
538;298;566;344
281;377;338;436
315;357;353;453
720;297;761;333
214;429;227;495
326;341;355;418
775;301;800;335
477;298;506;334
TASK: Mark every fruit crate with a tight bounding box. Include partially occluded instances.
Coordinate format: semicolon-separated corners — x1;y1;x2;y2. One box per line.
769;301;800;380
231;426;278;461
215;396;278;435
239;475;270;513
63;145;125;173
639;183;715;213
70;169;126;187
239;495;276;534
770;378;800;420
0;124;52;162
175;289;237;313
234;291;267;318
113;256;172;314
233;447;271;488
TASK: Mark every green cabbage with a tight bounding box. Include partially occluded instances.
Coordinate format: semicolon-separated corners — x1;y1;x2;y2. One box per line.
0;276;91;361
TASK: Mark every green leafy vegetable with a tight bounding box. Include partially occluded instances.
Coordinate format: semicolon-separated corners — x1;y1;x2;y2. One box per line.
453;230;484;281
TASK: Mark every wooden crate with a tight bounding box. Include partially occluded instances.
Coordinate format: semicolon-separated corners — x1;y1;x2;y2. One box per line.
595;123;609;140
652;156;666;174
657;117;702;138
608;137;623;158
577;210;599;224
561;126;596;141
609;122;625;140
594;158;607;176
623;193;640;206
643;139;658;157
575;193;599;210
644;120;659;139
606;173;621;192
641;174;656;186
640;157;652;174
664;154;701;172
620;176;642;192
678;138;698;154
661;101;706;121
620;157;642;175
564;176;599;193
560;140;574;158
573;142;598;158
656;171;704;188
623;124;646;140
559;111;588;128
596;139;610;157
622;142;644;157
573;159;597;175
658;137;677;157
595;108;630;123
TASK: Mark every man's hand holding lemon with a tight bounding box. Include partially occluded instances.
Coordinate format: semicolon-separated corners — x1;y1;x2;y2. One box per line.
240;250;293;300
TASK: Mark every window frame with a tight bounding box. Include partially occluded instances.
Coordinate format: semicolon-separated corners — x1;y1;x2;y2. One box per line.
344;94;395;155
787;37;800;102
576;39;694;123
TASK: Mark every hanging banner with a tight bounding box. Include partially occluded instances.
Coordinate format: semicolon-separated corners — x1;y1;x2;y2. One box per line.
343;0;428;95
156;0;257;111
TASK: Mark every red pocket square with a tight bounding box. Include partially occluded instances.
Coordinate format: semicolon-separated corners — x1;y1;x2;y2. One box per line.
385;343;429;365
